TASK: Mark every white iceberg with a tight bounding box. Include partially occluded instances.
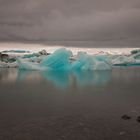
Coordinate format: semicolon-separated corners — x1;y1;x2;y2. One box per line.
111;56;135;65
17;58;46;71
111;51;140;66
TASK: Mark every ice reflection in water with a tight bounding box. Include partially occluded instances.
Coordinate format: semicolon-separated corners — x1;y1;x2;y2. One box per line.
0;69;18;83
17;70;111;88
0;69;112;88
72;70;111;87
1;67;140;88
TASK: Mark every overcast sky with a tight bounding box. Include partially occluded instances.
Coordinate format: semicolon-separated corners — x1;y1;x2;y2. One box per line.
0;0;140;46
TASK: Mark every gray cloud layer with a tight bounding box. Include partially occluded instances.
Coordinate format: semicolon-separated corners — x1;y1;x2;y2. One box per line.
0;0;140;46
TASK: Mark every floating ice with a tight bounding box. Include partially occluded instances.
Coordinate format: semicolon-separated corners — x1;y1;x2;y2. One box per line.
1;48;140;69
40;48;72;70
111;56;135;65
17;58;46;70
17;48;112;71
2;50;30;54
111;51;140;66
71;52;111;70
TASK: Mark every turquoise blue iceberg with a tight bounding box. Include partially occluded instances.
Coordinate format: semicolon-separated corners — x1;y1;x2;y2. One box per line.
17;48;112;71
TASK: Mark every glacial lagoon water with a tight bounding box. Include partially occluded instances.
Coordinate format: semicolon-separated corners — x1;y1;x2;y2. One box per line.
0;67;140;139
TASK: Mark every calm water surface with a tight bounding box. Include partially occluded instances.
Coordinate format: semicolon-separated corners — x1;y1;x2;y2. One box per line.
0;67;140;140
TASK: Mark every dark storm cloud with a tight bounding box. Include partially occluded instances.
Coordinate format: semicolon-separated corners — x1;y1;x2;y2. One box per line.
0;0;140;44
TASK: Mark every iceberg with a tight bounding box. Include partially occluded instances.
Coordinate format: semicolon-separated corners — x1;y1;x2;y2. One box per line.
40;48;72;70
17;48;112;71
111;51;140;66
111;56;135;65
17;58;46;71
71;52;111;70
2;50;30;54
2;48;140;69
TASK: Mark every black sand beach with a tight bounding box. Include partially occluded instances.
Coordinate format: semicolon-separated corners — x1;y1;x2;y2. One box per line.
0;67;140;140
